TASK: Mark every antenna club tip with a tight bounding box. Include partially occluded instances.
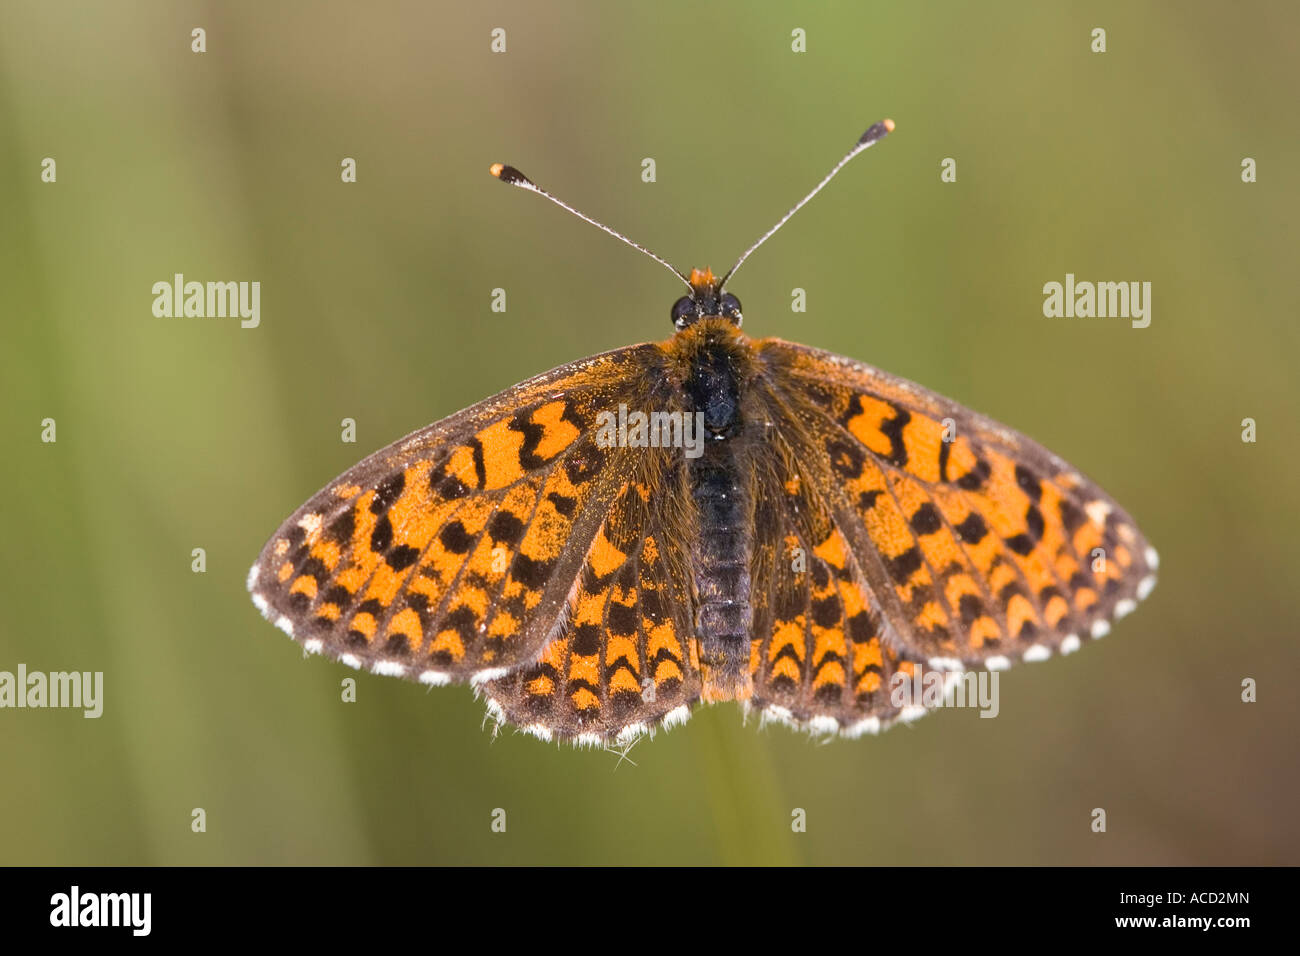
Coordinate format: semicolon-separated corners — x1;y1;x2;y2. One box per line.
857;119;895;146
489;163;533;187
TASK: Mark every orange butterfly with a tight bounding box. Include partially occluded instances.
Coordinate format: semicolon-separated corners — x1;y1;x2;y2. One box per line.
249;120;1156;746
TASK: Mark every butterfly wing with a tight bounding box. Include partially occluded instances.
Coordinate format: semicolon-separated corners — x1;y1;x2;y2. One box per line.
748;437;920;735
248;344;674;687
480;470;703;745
753;338;1157;680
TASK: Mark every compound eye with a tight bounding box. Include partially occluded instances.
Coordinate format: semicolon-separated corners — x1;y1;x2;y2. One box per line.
671;296;697;329
719;292;743;321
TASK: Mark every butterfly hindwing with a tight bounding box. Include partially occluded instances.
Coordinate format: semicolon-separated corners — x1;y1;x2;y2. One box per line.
748;444;921;735
481;470;703;744
754;338;1158;675
248;345;666;685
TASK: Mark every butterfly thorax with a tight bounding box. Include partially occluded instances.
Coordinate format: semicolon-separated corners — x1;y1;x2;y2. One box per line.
664;318;759;701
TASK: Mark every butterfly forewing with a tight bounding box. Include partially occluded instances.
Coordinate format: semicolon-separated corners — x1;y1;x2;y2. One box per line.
248;345;669;685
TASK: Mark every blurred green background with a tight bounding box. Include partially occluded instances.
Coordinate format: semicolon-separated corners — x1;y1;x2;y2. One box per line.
2;1;1296;865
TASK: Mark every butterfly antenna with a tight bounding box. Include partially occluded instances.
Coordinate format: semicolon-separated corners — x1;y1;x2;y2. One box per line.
489;163;693;291
719;119;895;290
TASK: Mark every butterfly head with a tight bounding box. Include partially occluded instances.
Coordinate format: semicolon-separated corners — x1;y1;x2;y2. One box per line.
671;267;743;331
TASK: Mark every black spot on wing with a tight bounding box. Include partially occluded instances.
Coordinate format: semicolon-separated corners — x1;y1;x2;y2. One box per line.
886;547;924;583
812;595;842;629
1004;533;1036;556
607;602;638;637
564;447;605;485
386;544;420;572
857;489;881;511
370;515;393;554
958;593;984;626
1059;497;1086;534
327;510;355;544
513;553;555;589
827;438;867;480
878;408;911;467
1014;464;1041;502
470;439;488;490
371;472;406;514
488;510;525;545
909;503;942;535
439;521;474;555
1025;504;1045;542
956;458;991;491
323;584;354;610
571;623;601;657
955;513;988;544
547;492;577;518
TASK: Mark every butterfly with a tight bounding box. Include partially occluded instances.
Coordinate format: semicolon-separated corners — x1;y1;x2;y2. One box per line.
249;120;1156;747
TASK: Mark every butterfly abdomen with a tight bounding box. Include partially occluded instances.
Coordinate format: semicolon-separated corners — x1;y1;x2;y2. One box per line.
679;323;756;701
688;450;755;701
